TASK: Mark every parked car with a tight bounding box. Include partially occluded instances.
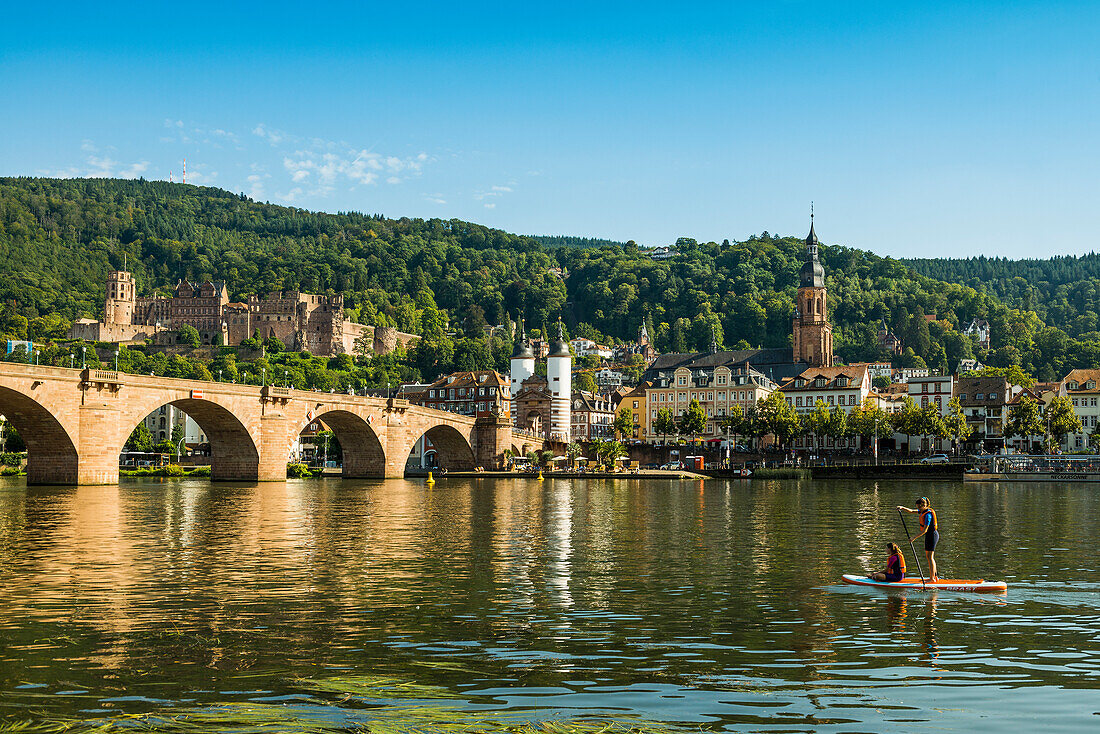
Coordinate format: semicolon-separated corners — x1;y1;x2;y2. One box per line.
643;463;659;470
734;444;750;453
921;454;950;464
660;462;683;470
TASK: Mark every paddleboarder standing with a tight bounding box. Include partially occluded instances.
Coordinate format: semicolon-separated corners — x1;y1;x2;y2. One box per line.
898;497;939;582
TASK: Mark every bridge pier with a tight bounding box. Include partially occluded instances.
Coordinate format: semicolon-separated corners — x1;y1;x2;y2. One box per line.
474;415;512;471
74;403;124;484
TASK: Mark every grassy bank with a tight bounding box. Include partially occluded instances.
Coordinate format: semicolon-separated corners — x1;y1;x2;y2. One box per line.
121;465;212;478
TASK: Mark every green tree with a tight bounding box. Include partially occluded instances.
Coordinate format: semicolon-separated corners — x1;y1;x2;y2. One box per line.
170;423;186;448
613;405;634;440
942;397;972;455
593;439;626;470
1045;395;1081;449
1;420;25;453
755;391;800;450
177;324;201;348
653;407;677;443
805;399;831;451
679;399;707;442
124;423;154;452
575;371;598;393
1006;396;1043;447
892;396;922;453
566;441;583;466
917;404;946;454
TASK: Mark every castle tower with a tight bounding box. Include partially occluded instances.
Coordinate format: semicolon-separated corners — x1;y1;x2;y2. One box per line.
509;317;535;417
547;321;572;440
792;217;834;367
105;269;136;325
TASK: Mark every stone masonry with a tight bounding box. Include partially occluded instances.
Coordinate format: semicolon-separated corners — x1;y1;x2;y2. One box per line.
0;362;530;485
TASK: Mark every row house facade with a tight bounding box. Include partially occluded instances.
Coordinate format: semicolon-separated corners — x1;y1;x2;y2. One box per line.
1062;370;1100;451
780;364;872;451
571;391;616;441
644;360;777;440
954;376;1010;452
407;370;510;420
908;374;956;452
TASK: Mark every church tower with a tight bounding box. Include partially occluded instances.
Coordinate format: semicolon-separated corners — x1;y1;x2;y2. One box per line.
792;216;834;367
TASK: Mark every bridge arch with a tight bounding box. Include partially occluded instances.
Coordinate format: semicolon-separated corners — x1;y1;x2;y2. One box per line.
0;384;79;484
402;423;476;473
118;398;260;481
294;409;386;478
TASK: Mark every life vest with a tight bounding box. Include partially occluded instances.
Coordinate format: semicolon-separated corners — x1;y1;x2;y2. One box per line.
920;507;938;533
889;551;906;574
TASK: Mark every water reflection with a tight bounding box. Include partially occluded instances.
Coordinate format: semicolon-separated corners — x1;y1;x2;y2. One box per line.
1;477;1100;731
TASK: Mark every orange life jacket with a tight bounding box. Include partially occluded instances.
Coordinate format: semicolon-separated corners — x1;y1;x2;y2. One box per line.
920;507;938;533
889;551;906;574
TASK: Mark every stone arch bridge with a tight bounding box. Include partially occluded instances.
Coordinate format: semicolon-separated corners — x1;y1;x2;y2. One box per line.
0;362;527;485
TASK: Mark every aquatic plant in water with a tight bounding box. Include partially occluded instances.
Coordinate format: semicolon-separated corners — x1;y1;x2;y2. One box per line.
0;674;700;733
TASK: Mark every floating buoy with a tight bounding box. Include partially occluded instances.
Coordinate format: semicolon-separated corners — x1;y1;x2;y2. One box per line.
537;470;544;481
426;470;435;485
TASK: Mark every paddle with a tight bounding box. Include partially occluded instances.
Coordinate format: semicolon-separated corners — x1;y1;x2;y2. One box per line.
898;508;927;589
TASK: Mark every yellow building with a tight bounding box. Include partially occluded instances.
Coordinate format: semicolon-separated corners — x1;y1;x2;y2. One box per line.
620;382;649;440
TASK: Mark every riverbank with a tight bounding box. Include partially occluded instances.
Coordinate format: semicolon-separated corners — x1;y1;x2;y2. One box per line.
811;463;965;480
406;469;710;480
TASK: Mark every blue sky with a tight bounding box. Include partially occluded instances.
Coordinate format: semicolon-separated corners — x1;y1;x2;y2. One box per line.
2;1;1098;257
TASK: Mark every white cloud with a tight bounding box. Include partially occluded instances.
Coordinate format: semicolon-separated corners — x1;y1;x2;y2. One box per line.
252;123;286;145
386;176;401;184
484;203;496;209
474;182;516;201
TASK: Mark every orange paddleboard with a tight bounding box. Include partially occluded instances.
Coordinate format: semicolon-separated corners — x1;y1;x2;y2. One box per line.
842;573;1007;593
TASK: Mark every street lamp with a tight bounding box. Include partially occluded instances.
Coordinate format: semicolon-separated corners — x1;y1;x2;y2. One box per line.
114;350;119;371
284;370;288;387
874;411;880;466
175;436;186;462
69;353;74;369
217;369;222;382
262;368;266;386
81;346;86;369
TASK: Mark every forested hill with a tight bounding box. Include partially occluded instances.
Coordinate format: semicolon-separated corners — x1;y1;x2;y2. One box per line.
904;254;1100;339
531;235;629;249
2;176;1100;381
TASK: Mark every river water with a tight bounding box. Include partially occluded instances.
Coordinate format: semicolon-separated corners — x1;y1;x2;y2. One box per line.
1;476;1098;732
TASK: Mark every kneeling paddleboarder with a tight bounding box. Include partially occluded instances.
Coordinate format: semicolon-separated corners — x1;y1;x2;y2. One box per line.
869;542;905;582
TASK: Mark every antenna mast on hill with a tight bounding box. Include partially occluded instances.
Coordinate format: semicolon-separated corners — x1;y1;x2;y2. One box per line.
169;171;173;183
183;158;186;184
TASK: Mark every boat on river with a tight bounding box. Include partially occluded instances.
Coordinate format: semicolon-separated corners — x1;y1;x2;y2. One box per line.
964;454;1100;482
842;573;1007;593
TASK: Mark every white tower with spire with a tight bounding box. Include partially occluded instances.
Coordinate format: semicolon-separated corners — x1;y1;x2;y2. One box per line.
547;321;572;441
509;318;535;419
